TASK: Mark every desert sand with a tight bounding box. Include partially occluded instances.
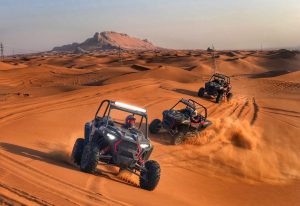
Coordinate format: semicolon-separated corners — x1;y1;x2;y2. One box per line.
0;49;300;205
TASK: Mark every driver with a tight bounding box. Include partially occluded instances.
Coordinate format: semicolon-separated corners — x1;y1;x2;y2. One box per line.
213;79;220;84
179;107;193;116
219;79;225;85
191;110;202;123
122;115;136;130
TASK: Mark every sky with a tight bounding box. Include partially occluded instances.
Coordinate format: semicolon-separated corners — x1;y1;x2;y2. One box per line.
0;0;299;54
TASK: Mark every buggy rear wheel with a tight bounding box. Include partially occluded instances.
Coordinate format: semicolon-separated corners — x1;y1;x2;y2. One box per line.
71;138;85;166
198;87;205;97
80;143;99;173
171;131;185;145
227;92;233;102
140;160;161;191
149;119;162;134
216;92;223;103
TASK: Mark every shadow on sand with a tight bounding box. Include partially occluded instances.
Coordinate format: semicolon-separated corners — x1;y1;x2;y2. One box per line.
174;89;198;98
0;142;138;188
149;132;174;145
250;70;292;78
174;88;216;103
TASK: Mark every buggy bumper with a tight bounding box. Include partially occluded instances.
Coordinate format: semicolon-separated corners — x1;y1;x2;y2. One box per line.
201;119;212;129
113;140;139;168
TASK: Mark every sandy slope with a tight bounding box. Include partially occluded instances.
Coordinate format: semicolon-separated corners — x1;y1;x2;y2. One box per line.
0;50;300;206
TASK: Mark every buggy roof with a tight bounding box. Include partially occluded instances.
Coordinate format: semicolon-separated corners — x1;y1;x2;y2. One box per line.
109;101;147;117
212;73;230;79
210;73;230;83
94;99;148;137
170;98;208;118
180;99;197;110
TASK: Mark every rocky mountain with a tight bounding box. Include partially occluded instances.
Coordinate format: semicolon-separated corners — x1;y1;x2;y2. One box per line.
52;31;158;52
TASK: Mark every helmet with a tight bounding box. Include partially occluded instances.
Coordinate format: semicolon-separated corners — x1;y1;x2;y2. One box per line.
125;115;136;129
191;110;198;117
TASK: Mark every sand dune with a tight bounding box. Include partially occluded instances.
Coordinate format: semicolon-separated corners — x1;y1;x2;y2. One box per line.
0;50;299;206
271;71;300;82
103;65;201;84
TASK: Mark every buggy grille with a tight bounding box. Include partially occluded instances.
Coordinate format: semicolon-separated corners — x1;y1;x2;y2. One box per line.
117;141;138;153
119;150;135;158
208;86;215;92
113;140;139;167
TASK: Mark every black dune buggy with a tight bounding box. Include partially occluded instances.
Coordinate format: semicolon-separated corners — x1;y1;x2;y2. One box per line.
149;98;212;145
198;73;233;103
71;100;160;191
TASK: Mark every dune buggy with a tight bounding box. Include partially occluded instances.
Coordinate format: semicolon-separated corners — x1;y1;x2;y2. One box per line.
198;73;233;103
149;98;212;145
71;100;160;191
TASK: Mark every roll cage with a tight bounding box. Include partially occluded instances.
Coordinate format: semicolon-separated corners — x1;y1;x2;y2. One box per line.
209;73;230;84
95;99;148;137
169;98;207;120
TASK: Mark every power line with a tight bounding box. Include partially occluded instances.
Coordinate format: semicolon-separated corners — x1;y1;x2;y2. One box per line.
4;44;45;55
5;46;42;53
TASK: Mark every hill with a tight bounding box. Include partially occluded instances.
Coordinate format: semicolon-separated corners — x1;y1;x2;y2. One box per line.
52;31;158;52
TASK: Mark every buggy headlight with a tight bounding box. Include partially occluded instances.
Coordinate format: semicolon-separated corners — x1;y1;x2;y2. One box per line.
107;133;116;140
140;143;149;149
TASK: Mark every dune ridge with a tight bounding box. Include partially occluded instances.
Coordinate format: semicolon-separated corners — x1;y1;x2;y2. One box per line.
0;49;299;205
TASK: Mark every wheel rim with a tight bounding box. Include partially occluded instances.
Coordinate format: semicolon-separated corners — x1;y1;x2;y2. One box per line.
174;136;183;145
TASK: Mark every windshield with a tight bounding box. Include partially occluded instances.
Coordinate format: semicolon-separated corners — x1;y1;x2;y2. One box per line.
107;107;147;135
210;74;229;83
172;101;194;111
171;100;207;119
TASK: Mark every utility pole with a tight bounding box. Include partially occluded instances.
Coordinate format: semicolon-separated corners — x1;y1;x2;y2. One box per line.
211;44;217;74
0;43;4;61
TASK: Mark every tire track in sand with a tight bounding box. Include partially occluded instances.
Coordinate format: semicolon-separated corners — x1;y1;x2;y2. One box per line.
0;183;54;206
0;150;128;206
237;98;249;119
250;97;259;125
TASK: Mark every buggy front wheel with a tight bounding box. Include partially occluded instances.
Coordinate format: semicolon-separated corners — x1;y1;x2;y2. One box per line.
216;92;224;103
227;92;233;102
71;138;85;166
171;131;185;145
198;87;205;97
80;143;99;173
140;160;161;191
149;119;162;134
